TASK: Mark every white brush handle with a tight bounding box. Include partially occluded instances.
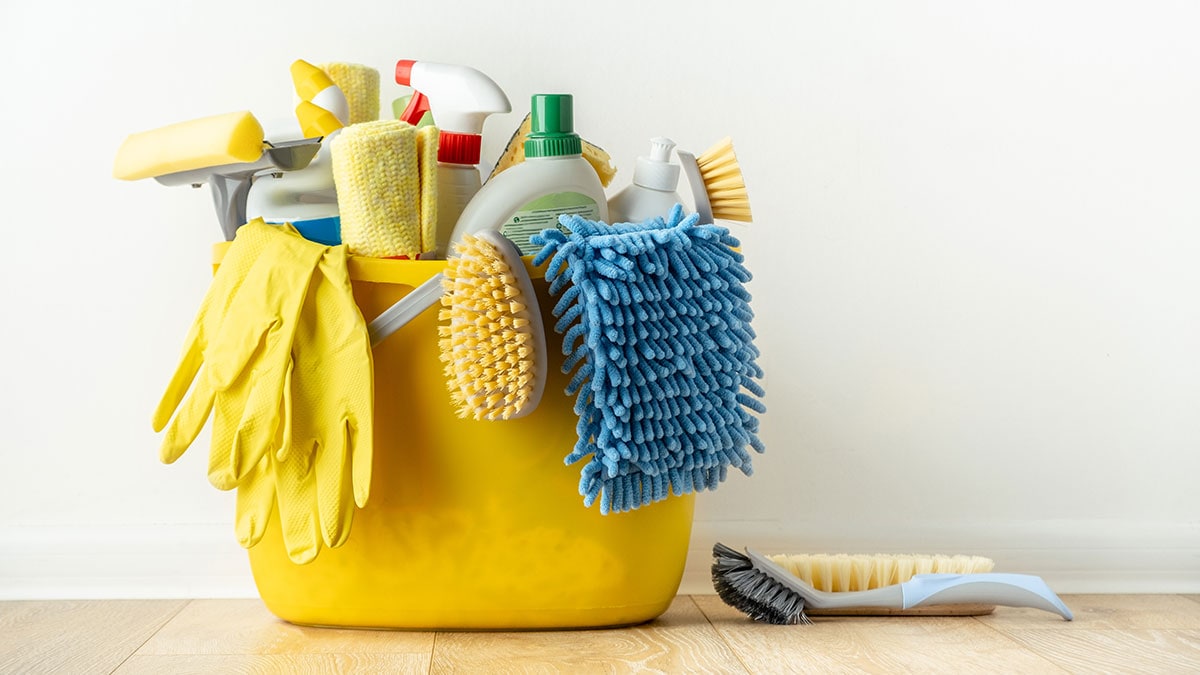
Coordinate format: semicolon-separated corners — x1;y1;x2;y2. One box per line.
901;574;1074;620
746;548;1072;620
367;273;443;346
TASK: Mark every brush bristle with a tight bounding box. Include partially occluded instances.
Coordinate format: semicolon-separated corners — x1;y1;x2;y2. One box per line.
767;553;996;592
712;543;812;625
697;137;753;223
438;235;538;421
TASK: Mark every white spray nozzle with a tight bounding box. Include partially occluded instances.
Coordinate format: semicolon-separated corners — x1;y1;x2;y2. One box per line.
395;60;510;137
634;136;681;191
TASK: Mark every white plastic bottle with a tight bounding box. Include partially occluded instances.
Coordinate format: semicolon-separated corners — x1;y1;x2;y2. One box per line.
450;94;608;256
394;59;511;258
607;137;683;224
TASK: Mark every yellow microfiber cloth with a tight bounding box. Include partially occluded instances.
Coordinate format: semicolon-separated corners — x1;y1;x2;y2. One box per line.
416;125;439;254
113;110;264;181
319;62;381;125
331;120;423;258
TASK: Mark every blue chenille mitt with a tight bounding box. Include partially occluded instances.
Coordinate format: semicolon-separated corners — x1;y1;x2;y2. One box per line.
531;205;765;514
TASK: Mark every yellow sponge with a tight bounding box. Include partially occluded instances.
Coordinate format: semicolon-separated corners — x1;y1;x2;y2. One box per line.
488;113;617;187
415;125;439;254
113;111;264;181
331;120;422;258
319;62;381;125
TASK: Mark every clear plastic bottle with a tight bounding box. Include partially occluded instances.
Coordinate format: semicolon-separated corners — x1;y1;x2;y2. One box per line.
607;137;683;224
450;94;608;256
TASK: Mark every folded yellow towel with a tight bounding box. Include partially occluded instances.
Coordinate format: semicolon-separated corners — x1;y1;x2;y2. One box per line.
416;125;439;254
319;62;381;125
331;120;423;258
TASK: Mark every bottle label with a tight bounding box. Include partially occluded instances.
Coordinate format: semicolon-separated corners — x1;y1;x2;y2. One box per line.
501;192;601;255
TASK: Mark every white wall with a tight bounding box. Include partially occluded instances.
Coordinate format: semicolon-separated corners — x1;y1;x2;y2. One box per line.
1;0;1197;599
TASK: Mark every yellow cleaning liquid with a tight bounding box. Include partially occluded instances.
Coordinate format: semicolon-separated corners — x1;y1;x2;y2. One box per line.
219;247;695;630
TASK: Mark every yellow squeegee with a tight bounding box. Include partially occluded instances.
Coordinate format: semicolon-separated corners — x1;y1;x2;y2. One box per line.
113;111;266;181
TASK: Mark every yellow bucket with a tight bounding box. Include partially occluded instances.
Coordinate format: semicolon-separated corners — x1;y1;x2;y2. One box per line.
218;248;696;630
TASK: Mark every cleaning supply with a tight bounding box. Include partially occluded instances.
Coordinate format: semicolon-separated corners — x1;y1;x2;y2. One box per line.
262;242;373;564
712;544;1074;625
319;62;380;125
245;60;347;244
395;59;511;259
676;137;753;225
767;552;998;616
437;230;546;421
329;119;430;258
455;94;609;255
489;112;617;188
769;552;996;592
113;112;322;240
607;137;684;223
530;205;765;513
153;220;326;491
290;60;350;135
113;111;265;181
157;222;373;564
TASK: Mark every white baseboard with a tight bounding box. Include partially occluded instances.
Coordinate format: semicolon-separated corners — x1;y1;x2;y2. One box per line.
678;518;1200;595
3;519;1197;600
0;524;257;600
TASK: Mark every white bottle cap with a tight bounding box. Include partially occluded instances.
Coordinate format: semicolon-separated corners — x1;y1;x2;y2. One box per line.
633;137;681;191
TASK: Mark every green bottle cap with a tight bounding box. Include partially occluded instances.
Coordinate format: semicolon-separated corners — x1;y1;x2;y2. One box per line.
524;94;583;158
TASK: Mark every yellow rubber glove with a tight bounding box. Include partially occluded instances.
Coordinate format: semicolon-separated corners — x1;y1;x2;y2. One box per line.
270;244;374;563
153;221;326;491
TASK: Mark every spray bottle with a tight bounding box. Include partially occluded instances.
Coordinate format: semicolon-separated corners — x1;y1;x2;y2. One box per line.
395;59;511;258
607;137;683;223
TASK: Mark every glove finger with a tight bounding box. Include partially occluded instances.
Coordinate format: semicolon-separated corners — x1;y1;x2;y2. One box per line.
235;453;276;548
152;327;205;433
314;424;354;548
274;362;294;461
272;445;321;564
349;414;372;509
159;374;215;464
228;358;293;485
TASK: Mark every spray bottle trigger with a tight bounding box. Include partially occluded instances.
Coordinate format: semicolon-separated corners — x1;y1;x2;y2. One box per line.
399;91;431;126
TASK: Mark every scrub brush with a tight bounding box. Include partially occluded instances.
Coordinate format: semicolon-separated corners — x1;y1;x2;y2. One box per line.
677;137;752;225
712;543;1074;625
366;230;546;419
437;230;547;420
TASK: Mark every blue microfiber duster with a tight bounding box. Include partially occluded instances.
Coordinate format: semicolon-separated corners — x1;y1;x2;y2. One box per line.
531;205;765;514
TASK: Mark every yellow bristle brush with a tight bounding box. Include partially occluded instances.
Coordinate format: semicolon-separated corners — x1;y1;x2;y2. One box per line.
438;230;547;421
677;136;753;225
767;552;997;616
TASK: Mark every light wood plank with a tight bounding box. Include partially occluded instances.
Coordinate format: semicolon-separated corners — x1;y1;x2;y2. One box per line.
114;653;431;674
137;598;435;655
977;594;1200;631
1001;629;1200;674
0;599;187;675
693;594;1066;674
431;596;748;674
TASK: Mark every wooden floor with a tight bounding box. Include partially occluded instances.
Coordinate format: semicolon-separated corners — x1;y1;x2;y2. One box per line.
2;595;1198;673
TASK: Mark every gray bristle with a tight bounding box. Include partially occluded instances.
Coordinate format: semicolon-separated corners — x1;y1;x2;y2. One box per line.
711;543;812;625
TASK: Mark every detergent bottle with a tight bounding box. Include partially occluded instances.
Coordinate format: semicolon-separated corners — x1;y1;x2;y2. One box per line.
395;59;511;258
607;137;683;223
451;93;608;256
